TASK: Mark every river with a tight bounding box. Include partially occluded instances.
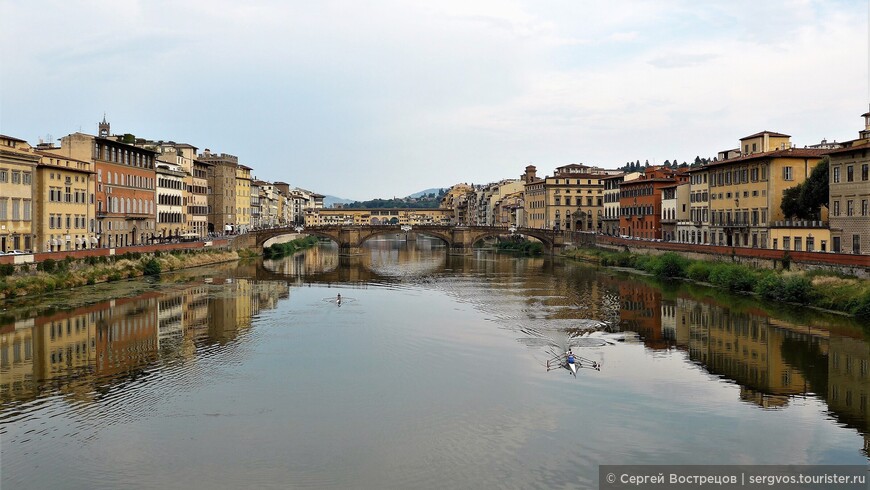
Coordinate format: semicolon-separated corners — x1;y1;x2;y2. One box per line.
1;237;868;489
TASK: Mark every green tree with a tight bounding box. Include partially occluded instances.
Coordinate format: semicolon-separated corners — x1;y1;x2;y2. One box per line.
780;157;829;220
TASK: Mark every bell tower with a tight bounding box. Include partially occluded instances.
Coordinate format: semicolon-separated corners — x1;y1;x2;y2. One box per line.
98;114;110;138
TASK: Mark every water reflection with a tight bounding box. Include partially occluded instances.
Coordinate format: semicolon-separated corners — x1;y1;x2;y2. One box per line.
0;277;289;406
264;239;870;458
1;240;868;487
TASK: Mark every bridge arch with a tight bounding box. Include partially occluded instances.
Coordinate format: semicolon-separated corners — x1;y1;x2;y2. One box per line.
249;225;562;256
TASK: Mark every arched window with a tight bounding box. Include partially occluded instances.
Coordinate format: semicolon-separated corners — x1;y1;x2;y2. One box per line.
120;198;125;214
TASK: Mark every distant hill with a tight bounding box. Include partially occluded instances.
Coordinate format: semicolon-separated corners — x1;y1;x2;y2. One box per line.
407;188;444;199
324;195;355;208
340;188;448;209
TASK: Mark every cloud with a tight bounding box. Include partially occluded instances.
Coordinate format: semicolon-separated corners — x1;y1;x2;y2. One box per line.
0;0;865;198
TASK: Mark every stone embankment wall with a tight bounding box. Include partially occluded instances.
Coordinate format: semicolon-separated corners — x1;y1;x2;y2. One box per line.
593;236;870;278
0;239;231;266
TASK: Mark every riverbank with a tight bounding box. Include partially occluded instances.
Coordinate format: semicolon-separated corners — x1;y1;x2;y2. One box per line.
263;236;319;258
0;248;245;300
564;247;870;319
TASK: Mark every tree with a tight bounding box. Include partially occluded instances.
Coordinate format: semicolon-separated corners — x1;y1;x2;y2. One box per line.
780;157;829;220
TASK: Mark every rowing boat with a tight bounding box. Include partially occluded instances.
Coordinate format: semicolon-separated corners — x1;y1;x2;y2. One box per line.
567;360;577;375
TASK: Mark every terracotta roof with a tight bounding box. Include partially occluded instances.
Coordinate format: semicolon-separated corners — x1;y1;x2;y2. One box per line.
700;148;826;168
0;134;27;143
740;130;790;140
823;138;870;156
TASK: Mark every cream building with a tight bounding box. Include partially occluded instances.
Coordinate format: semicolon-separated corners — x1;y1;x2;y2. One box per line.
542;164;617;232
679;166;711;244
155;158;186;240
602;172;640;236
826;110;870;254
0;135;38;252
33;150;95;251
661;182;689;242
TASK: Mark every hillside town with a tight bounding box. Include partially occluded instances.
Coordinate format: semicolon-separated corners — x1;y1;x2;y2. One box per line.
2;111;869;256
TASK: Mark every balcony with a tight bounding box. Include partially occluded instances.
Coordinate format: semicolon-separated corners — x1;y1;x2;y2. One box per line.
770;220;827;229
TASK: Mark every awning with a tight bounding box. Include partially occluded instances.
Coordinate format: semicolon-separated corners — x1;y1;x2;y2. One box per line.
76;238;83;245
51;239;59;246
91;237;98;244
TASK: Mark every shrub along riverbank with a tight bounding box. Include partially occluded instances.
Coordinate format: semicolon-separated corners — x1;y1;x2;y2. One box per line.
262;236;320;259
564;247;870;319
0;249;241;300
496;239;544;255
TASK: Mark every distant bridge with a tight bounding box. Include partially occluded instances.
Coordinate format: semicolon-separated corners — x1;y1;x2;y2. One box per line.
236;225;567;255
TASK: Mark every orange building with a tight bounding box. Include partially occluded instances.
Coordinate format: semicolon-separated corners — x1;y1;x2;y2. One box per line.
618;167;687;239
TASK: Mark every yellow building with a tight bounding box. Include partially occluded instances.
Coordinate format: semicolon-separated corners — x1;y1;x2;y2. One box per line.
235;165;252;233
0;135;39;252
0;318;35;403
539;164;616;232
706;131;825;248
33;150;95;252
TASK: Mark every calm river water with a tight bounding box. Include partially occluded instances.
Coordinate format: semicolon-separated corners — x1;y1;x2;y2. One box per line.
1;237;868;489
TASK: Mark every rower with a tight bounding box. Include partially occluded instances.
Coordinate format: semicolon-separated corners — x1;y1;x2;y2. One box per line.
567;351;575;365
336;293;342;305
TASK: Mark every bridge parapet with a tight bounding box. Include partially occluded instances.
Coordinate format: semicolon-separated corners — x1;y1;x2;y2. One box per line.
246;224;566;255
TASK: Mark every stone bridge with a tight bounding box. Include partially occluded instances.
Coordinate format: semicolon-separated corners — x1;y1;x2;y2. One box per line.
239;225;567;255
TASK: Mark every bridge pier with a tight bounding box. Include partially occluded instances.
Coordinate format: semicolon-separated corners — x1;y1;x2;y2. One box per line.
449;245;473;256
339;245;363;256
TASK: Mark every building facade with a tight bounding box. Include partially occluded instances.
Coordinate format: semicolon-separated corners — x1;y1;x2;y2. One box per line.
60;124;158;248
619;167;685;240
235;165;252;234
0;135;38;252
33;150;95;252
706;132;825;248
155;159;186;240
199;150;237;234
826;111;870;254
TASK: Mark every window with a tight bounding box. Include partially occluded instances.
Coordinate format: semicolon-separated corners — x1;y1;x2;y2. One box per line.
794;237;802;251
847;200;854;216
782;237;791;251
833;201;840;216
833;166;841;183
863;164;869;181
12;198;20;220
11;171;21;184
783;167;793;181
863;200;868;216
23;200;31;221
22;172;31;185
847;165;854;182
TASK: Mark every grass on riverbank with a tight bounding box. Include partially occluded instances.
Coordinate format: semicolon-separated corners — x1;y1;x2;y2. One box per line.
262;236;319;259
496;239;544;255
0;249;240;300
563;247;870;319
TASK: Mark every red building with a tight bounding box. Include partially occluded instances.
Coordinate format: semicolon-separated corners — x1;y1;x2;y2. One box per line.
619;167;687;239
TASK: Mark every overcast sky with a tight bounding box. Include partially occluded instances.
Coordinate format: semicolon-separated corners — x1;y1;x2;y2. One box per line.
1;0;866;200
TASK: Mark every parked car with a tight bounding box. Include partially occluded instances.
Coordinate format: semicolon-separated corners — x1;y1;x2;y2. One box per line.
7;250;29;255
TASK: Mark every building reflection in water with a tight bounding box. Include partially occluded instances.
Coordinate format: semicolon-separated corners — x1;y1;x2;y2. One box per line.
600;275;869;456
0;277;289;406
1;246;867;458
